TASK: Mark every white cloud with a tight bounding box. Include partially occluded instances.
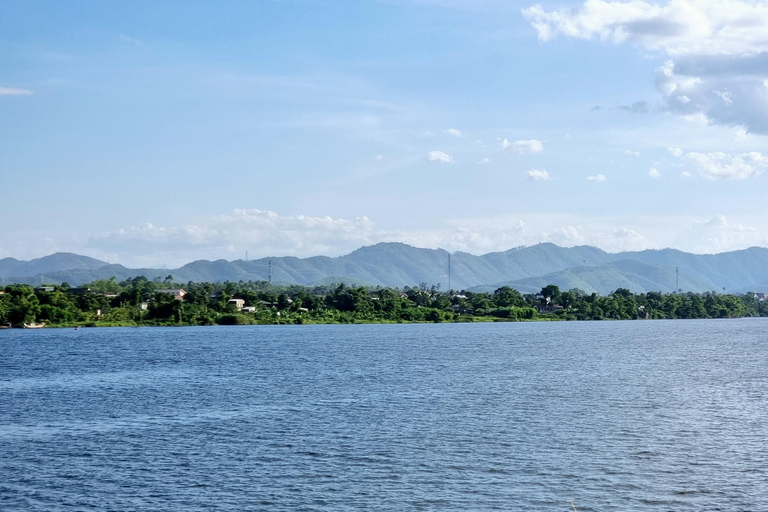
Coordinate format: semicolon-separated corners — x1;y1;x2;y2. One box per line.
444;128;462;137
526;169;552;180
649;167;661;177
668;146;683;157
500;138;545;153
625;149;640;157
541;225;585;246
524;0;768;133
0;87;33;96
477;157;491;165
118;34;145;46
522;1;768;56
587;173;607;182
686;151;768;179
426;150;455;164
673;214;766;253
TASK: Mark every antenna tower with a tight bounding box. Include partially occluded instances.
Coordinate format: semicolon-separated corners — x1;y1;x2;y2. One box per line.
448;253;452;291
268;259;272;284
676;266;679;293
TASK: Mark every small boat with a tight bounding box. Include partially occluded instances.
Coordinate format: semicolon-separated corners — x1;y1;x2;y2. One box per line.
0;323;11;329
23;322;46;329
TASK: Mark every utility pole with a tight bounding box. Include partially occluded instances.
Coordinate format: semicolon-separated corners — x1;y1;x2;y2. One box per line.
448;253;452;291
676;266;679;293
245;250;248;263
268;259;272;284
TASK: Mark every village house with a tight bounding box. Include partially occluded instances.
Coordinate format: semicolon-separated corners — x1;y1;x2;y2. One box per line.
157;289;186;301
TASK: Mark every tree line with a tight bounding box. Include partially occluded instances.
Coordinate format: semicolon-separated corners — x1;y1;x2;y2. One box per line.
1;276;767;328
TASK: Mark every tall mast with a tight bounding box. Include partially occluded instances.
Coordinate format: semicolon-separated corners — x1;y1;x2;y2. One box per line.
448;253;452;291
268;259;272;284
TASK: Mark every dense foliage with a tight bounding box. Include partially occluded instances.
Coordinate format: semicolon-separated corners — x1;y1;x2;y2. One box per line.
1;277;767;328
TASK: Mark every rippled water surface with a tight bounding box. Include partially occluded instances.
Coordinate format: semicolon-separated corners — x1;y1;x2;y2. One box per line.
1;320;767;511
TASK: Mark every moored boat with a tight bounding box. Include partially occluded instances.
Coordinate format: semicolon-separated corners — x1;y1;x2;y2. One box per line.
23;322;46;329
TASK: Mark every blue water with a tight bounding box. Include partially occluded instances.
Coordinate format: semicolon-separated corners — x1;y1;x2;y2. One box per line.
1;320;767;511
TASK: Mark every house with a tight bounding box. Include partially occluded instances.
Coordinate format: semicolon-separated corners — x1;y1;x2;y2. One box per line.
229;298;245;309
157;289;186;301
241;306;256;313
35;286;55;292
535;304;563;314
66;287;93;295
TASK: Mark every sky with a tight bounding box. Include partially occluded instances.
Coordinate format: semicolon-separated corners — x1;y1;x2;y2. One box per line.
2;0;768;267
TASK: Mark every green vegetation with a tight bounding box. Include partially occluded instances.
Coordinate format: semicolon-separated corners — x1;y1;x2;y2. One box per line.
1;277;767;328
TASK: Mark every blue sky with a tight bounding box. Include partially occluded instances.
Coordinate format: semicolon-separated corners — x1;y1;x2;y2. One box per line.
2;0;768;267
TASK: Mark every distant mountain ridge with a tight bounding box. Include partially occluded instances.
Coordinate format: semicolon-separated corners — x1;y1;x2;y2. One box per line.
0;252;108;279
5;243;768;295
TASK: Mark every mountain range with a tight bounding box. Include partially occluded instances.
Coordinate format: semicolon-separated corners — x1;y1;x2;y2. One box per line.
4;243;768;295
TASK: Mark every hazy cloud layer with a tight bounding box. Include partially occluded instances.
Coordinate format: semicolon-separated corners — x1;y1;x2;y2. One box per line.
72;209;768;267
88;209;380;266
0;87;33;95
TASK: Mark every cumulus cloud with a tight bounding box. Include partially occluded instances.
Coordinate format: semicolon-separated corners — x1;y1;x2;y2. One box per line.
649;167;661;177
477;157;491;165
500;138;545;153
523;0;768;55
587;173;607;182
526;169;552;180
524;0;768;133
444;128;462;137
673;214;766;253
625;149;641;157
592;227;652;252
685;151;768;179
426;150;455;163
0;87;33;96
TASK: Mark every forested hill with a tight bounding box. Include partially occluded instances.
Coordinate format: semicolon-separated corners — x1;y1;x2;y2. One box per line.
6;243;768;294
